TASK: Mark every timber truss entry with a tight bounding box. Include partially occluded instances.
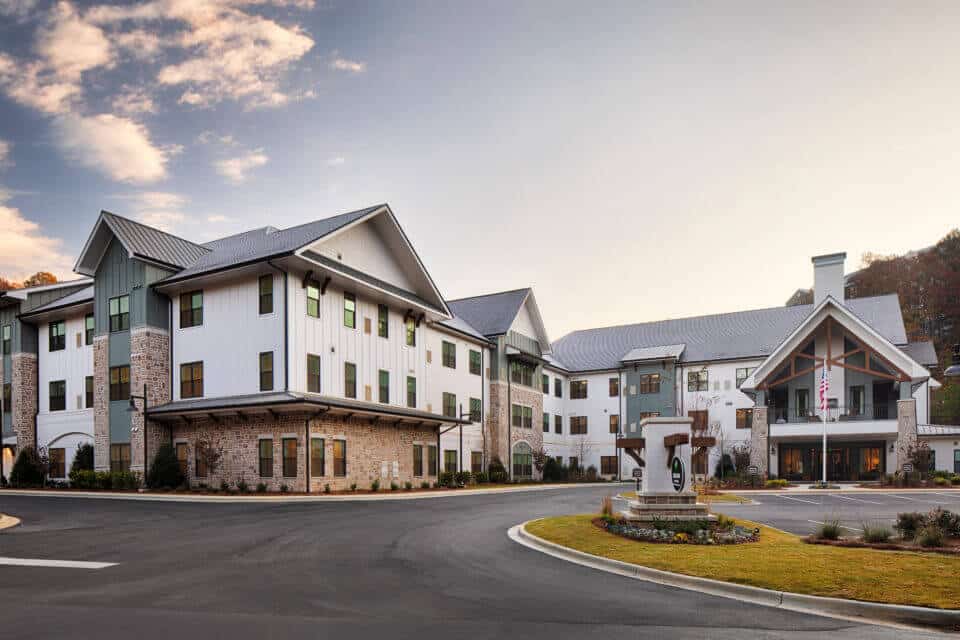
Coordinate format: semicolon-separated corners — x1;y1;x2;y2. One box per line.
757;316;910;390
616;433;716;469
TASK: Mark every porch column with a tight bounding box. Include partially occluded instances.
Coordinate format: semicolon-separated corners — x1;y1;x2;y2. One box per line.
896;393;917;473
750;406;769;478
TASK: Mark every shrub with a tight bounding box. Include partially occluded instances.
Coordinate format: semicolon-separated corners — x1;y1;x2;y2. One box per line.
585;465;599;482
952;475;960;486
10;446;47;488
71;443;94;473
439;471;455;487
280;484;289;493
256;482;267;493
861;522;892;543
454;470;472;486
488;457;508;484
542;457;566;482
147;443;184;489
817;520;841;540
324;484;331;494
236;479;249;493
765;478;788;488
69;469;96;489
420;481;430;489
473;471;488;484
934;476;949;486
895;512;925;540
390;482;399;491
927;508;960;538
371;478;380;491
715;513;736;530
219;480;230;493
714;453;735;479
917;524;944;548
600;496;613;518
404;481;413;491
350;482;357;491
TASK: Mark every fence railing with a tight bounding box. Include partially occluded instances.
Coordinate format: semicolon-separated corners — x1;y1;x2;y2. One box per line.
768;403;897;424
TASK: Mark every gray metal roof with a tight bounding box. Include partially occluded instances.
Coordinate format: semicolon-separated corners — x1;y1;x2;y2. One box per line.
159;205;381;284
901;341;938;367
446;288;530;337
551;294;908;372
19;285;94;317
435;314;490;343
621;344;686;363
102;211;210;269
918;424;960;437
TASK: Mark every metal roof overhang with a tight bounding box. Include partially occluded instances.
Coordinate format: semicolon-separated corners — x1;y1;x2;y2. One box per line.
146;392;472;427
18;299;94;324
505;345;548;366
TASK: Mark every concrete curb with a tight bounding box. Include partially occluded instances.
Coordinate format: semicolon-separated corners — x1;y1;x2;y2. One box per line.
510;520;960;632
0;514;21;530
0;483;608;504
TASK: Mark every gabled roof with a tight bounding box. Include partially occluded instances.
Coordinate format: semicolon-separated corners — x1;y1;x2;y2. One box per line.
75;211;211;275
447;288;531;337
19;285;94;320
434;314;490;344
551;294;907;372
621;344;685;363
901;341;938;368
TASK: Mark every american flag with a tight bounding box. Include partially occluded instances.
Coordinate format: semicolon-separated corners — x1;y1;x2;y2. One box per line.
819;366;830;412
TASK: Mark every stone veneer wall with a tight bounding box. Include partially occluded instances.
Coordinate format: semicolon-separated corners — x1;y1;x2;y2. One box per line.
896;398;917;472
93;335;110;471
131;328;171;475
170;413;439;492
11;353;37;450
487;380;543;476
749;406;769;478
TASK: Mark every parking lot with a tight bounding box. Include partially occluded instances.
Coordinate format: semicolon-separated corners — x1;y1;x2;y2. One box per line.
714;491;960;535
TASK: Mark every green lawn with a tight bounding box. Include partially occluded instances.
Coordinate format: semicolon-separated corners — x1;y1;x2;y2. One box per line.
526;515;960;609
618;491;750;504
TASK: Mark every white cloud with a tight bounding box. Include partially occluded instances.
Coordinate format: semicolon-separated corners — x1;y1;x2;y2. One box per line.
112;86;156;115
36;1;114;80
207;214;230;223
330;55;366;73
327;156;345;166
0;0;36;18
113;28;165;61
112;191;188;232
215;148;269;184
54;113;170;184
0;192;74;280
0;139;11;169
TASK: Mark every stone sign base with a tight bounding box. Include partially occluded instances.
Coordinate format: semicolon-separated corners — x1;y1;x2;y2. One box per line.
624;492;717;522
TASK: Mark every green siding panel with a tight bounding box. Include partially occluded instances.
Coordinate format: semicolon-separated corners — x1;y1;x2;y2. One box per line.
624;362;677;434
109;401;131;443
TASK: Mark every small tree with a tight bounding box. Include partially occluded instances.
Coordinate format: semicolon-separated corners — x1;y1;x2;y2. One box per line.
10;446;47;487
571;436;594;476
730;443;752;478
905;439;934;477
147;442;185;489
195;435;223;479
532;446;548;478
71;443;94;474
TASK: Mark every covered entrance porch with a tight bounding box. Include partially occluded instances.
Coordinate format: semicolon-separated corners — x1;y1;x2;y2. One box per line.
777;438;889;482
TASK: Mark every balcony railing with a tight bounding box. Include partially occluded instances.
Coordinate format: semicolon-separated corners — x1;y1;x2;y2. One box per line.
767;404;896;424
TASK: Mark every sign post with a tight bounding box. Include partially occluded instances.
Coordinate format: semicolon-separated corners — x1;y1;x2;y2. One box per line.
632;467;642;493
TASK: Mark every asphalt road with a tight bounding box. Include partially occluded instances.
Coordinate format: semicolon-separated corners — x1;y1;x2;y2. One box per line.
0;488;947;639
714;491;960;536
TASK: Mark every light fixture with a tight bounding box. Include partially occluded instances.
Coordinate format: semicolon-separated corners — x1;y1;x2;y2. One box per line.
945;343;960;377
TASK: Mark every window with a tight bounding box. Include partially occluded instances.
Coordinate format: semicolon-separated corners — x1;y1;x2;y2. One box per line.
427;444;438;476
109;366;131;401
48;448;65;478
511;404;532;429
554;378;562;398
311;438;325;477
2;384;10;414
49;380;66;411
176;443;188;477
554;414;562;434
282;438;297;477
609;377;619;397
954;450;960;475
85;376;94;408
570;416;588;434
405;317;416;346
109;295;129;332
569;456;579;471
542;374;550;393
442;392;457;418
736;408;753;429
49;320;65;352
258;439;273;477
333;439;347;477
542;413;550;432
639;373;661;394
373;303;388;338
85;314;95;345
306;284;320;318
570;380;587;399
344;362;357;399
609;414;620;434
442;341;456;368
601;456;618;475
259;352;274;391
444;449;457;473
470;350;481;376
687;369;708;392
797;388;811;417
259;275;273;315
849;386;864;417
513;442;532;478
469;397;481;422
111;443;131;473
736;367;756;388
307;354;321;393
343;292;356;328
180;362;202;399
510;361;535;387
413;444;423;477
406;376;416;408
180;291;203;328
471;451;483;474
195;445;208;478
1;324;9;355
378;369;389;403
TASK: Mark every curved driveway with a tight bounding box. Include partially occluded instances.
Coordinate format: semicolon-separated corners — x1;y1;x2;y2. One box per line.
0;488;943;639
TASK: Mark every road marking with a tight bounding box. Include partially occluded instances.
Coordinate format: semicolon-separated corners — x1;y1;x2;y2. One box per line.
886;494;918;501
807;520;863;532
932;492;960;499
829;494;881;505
776;494;820;505
0;557;117;569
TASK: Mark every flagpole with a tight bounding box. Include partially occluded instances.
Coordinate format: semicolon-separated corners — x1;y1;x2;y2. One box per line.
822;397;827;485
821;366;828;485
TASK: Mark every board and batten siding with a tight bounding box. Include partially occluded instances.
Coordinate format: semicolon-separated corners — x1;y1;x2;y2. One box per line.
172;271;285;400
94;238;172;336
38;311;94;414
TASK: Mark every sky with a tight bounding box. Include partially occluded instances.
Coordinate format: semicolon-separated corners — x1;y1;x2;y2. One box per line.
0;1;957;340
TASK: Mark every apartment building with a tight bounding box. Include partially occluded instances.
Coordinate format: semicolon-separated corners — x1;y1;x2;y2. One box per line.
0;205;951;487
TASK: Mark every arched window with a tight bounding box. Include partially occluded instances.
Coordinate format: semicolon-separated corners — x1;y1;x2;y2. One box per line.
512;442;533;479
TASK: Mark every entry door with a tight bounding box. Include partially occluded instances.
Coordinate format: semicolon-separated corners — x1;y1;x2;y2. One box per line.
827;448;850;481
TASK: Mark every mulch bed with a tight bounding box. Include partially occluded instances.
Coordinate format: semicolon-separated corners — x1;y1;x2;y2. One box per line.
805;536;960;555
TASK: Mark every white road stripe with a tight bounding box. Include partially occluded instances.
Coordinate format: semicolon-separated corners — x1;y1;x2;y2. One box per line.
830;494;881;505
932;492;960;498
886;494;918;501
807;520;863;532
776;494;820;505
0;557;117;569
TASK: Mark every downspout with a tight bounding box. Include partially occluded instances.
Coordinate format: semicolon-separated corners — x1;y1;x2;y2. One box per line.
304;417;310;493
618;367;623;482
167;293;174;446
481;348;486;471
507;360;512;481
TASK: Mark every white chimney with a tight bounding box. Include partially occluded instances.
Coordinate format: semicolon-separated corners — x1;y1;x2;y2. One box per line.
812;252;846;306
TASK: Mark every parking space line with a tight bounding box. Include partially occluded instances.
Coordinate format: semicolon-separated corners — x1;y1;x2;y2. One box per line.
830;494;881;505
932;492;960;498
885;494;918;501
776;494;820;505
0;557;117;569
807;520;863;532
